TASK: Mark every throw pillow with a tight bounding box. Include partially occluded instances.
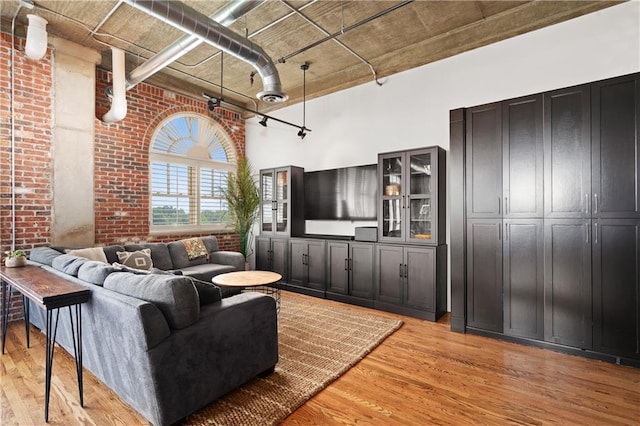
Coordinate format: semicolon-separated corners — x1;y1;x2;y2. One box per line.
65;247;108;263
116;248;153;271
186;277;222;305
180;237;208;260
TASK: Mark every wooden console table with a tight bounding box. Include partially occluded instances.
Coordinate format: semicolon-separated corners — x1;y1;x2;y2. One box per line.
1;265;91;422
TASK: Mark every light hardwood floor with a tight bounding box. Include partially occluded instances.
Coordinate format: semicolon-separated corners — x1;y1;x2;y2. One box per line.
1;291;638;425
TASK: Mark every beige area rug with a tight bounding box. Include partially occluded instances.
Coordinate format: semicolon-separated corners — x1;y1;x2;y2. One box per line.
184;294;403;425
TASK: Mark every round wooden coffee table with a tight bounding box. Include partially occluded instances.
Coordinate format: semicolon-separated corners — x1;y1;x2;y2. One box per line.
212;271;282;311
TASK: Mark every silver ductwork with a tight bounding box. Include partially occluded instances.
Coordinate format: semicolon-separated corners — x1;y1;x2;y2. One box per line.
124;0;287;103
126;0;265;90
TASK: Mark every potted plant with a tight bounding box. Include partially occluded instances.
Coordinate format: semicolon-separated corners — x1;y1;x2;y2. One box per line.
4;249;27;268
221;157;260;269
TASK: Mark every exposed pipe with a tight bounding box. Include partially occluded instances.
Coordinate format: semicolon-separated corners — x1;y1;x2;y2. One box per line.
278;0;414;66
280;0;386;86
123;0;287;103
126;0;265;90
102;47;127;123
9;1;34;251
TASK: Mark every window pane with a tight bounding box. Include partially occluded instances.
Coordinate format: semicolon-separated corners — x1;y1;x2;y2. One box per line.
151;162;193;225
200;167;229;225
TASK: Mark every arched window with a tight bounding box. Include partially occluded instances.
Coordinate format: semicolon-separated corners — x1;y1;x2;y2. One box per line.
149;113;236;232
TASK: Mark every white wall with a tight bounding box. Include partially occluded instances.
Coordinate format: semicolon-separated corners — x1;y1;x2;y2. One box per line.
246;1;640;298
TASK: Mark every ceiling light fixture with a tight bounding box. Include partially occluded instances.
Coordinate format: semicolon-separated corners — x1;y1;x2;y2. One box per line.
259;116;268;127
299;62;309;140
25;14;48;60
202;93;311;137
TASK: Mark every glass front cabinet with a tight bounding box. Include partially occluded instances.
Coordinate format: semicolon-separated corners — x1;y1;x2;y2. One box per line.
259;166;305;237
378;147;446;245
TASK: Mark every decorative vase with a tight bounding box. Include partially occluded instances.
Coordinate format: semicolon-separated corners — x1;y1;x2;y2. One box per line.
5;256;27;268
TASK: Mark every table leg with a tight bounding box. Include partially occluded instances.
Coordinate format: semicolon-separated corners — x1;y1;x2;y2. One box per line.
1;282;8;355
23;295;30;348
44;309;60;422
68;304;84;406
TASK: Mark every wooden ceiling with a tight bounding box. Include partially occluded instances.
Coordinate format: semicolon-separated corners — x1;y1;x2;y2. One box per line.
2;0;621;116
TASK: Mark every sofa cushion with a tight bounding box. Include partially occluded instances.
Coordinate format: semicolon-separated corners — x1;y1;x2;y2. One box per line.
117;249;153;271
78;261;119;286
65;247;108;263
201;236;219;253
29;247;63;266
103;272;200;329
179;263;235;282
167;241;208;269
102;245;125;264
51;254;89;276
187;277;222;305
125;243;174;271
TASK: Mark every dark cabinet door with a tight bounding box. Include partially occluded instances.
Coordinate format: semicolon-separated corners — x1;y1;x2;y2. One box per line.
271;238;288;281
503;95;543;218
405;246;435;311
544;85;591;218
256;236;271;271
288;239;307;287
350;243;375;299
376;245;403;304
327;242;349;294
466;219;503;332
503;219;544;340
593;219;640;359
592;75;640;218
544;219;592;349
466;103;502;218
306;240;326;290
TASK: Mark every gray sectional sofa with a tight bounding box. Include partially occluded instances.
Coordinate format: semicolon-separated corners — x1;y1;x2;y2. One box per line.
26;236;279;426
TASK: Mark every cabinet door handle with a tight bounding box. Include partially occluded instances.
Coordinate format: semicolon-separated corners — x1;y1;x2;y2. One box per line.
505;223;509;241
349;258;353;271
402;195;406;209
585;224;589;244
399;263;403;278
404;264;408;279
594;193;598;215
498;225;502;241
594;223;598;245
504;197;508;215
585;193;589;215
498;197;501;215
345;259;349;271
302;253;306;265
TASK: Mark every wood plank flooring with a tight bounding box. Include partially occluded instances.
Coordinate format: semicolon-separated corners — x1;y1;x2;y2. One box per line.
1;291;638;425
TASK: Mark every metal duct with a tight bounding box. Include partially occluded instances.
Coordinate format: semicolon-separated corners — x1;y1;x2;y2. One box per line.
102;47;127;123
126;0;265;90
124;0;287;103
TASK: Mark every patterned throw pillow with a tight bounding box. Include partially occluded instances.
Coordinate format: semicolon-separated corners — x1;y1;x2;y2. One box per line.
116;248;153;271
181;238;208;260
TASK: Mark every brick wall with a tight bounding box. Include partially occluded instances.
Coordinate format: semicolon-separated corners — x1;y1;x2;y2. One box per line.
0;33;53;322
94;68;246;246
0;31;246;322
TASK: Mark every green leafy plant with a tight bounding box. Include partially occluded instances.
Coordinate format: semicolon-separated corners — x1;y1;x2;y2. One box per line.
221;157;260;261
4;249;26;259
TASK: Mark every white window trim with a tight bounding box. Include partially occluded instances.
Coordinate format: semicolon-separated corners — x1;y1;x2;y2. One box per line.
148;114;236;234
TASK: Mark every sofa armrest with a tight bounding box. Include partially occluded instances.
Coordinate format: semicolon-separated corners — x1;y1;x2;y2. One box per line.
209;251;245;271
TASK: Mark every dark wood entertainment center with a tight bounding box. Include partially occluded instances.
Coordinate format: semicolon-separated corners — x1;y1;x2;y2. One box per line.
450;72;640;367
256;147;448;322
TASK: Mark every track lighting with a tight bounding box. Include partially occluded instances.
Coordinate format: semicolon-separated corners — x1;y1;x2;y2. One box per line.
202;92;311;137
207;97;220;111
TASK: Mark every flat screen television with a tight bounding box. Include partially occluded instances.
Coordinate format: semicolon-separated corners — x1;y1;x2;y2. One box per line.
304;164;377;220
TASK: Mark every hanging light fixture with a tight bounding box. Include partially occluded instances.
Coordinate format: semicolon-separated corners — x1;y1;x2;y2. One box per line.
299;62;309;140
25;14;48;60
